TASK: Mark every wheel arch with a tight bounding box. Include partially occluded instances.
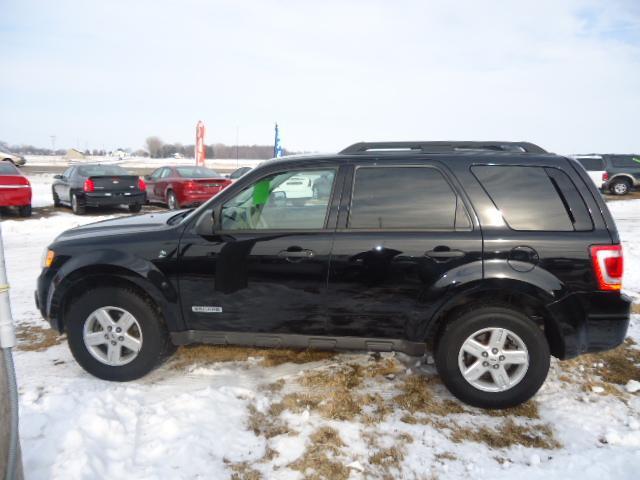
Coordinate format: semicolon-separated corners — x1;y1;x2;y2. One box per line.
425;279;565;359
609;174;635;186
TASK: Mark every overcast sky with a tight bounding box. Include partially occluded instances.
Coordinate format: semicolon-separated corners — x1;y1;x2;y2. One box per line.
1;0;639;154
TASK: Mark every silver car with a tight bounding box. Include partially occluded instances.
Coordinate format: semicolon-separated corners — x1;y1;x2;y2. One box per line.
0;150;26;167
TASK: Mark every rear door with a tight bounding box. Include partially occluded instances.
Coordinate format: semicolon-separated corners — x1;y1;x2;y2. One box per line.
145;168;164;202
326;162;482;341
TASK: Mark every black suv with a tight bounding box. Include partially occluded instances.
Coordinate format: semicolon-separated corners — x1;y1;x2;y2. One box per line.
36;141;630;408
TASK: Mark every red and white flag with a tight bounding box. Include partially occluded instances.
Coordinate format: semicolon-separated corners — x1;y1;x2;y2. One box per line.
195;120;206;166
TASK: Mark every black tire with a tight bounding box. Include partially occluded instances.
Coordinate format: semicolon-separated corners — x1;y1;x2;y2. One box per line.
65;286;173;381
128;203;142;213
71;193;86;215
52;188;61;207
18;205;32;217
609;178;631;196
167;190;179;210
435;305;550;409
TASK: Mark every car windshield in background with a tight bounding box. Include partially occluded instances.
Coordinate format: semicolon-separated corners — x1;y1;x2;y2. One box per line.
77;165;130;176
176;167;220;178
0;162;18;174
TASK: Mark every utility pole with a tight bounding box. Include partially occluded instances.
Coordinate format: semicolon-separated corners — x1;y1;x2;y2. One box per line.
0;224;24;480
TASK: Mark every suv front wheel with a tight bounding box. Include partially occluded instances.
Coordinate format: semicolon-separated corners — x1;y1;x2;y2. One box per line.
66;287;173;381
435;305;550;409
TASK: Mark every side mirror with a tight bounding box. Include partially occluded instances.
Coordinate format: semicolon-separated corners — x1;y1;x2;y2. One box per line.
195;209;216;236
53;174;63;180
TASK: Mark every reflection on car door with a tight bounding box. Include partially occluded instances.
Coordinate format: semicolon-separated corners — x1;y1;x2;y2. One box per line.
177;166;345;338
326;163;482;341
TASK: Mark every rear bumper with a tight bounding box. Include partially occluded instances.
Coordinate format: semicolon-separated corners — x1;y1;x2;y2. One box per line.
0;187;31;206
82;192;146;207
548;291;631;359
180;191;222;206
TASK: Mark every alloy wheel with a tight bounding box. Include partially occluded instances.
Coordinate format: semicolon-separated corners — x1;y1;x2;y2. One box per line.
82;306;143;366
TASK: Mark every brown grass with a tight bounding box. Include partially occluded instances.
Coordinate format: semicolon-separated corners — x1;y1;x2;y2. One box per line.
247;405;292;439
450;419;561;450
369;446;405;468
435;452;457;462
483;401;540;419
171;345;336;370
226;460;262;480
632;303;640;315
393;375;466;416
289;427;349;480
15;324;64;352
563;338;640;386
269;393;321;416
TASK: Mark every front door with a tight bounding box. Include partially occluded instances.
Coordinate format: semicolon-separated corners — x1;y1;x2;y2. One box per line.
177;166;341;336
326;163;482;341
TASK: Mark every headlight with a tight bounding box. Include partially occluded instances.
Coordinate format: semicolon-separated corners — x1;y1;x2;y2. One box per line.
41;249;55;268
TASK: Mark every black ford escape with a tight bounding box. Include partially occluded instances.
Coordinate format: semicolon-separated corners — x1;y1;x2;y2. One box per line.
36;141;630;408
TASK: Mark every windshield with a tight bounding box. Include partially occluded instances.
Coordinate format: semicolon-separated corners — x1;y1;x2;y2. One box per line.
0;162;18;174
176;166;220;178
78;165;129;176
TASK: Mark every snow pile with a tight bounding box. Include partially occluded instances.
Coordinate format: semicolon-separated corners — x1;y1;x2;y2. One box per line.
4;175;640;479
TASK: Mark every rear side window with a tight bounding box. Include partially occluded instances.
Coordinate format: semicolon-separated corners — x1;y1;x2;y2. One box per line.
348;166;470;230
0;162;18;174
576;157;604;171
610;156;640;168
472;165;592;231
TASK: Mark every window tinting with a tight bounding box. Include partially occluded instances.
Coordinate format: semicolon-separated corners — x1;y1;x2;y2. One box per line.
78;165;129;176
473;165;578;231
576;157;604;171
349;167;458;229
544;168;593;231
0;162;18;174
610;156;640;168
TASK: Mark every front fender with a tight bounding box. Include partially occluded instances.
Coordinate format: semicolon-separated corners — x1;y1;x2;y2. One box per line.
47;249;182;331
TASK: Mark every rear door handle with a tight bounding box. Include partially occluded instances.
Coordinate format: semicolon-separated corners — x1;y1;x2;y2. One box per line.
278;249;315;258
425;248;465;259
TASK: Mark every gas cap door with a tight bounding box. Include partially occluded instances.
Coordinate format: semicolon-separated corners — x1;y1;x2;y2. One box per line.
508;246;539;272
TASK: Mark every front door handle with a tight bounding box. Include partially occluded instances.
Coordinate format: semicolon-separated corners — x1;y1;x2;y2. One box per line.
425;248;465;259
278;249;315;259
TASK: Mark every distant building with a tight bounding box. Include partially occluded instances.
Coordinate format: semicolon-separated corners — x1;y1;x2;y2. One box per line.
65;148;86;161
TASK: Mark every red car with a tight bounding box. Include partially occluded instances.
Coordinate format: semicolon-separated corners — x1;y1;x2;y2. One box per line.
145;166;232;209
0;161;32;217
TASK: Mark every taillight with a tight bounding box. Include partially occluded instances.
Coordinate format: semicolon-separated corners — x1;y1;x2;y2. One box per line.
590;245;623;291
83;179;95;192
184;181;196;190
138;178;146;191
602;172;609;181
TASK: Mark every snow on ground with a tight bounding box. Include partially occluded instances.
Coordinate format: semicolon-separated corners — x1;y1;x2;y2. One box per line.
3;175;640;479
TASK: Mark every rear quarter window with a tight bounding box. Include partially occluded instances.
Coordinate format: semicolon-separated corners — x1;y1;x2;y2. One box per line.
576;157;604;171
472;165;592;231
610;156;640;168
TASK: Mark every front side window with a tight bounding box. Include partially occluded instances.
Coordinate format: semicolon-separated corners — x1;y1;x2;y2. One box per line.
150;168;164;179
221;169;336;230
348;166;460;230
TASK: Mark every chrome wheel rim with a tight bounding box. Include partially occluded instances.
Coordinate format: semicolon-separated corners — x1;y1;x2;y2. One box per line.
168;193;176;209
458;327;529;392
71;195;78;211
83;306;143;366
614;183;627;194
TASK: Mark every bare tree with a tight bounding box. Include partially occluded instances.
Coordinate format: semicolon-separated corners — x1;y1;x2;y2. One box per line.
145;136;164;158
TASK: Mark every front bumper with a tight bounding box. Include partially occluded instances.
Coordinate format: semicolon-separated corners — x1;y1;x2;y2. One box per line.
82;192;146;207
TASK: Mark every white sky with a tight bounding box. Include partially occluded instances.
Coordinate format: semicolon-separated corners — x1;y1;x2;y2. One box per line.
1;0;639;154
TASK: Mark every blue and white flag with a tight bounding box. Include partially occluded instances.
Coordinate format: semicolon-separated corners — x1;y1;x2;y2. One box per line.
274;123;283;158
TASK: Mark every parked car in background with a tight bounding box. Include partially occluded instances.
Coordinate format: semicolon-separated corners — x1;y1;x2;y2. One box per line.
1;150;27;167
52;164;146;215
0;161;32;216
573;154;640;195
36;141;630;409
145;166;232;209
228;166;252;182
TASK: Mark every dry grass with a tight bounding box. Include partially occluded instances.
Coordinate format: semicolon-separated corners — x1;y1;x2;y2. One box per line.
563;338;640;386
450;419;561;450
269;392;321;416
247;405;292;439
435;452;457;462
15;324;64;352
369;446;405;468
289;427;349;480
226;460;262;480
483;401;540;419
393;375;466;416
632;303;640;315
171;345;335;370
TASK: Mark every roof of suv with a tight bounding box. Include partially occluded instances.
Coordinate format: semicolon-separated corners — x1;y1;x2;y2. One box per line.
264;141;563;167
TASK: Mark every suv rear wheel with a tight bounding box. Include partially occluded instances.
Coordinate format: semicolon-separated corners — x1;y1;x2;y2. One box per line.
66;287;173;381
435;305;550;409
610;178;631;195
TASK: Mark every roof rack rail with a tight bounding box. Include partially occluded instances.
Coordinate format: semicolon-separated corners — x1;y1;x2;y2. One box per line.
339;141;547;155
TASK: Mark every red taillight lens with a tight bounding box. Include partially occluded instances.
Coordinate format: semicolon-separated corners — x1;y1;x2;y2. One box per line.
83;179;95;192
184;181;196;190
590;245;623;291
602;172;609;181
138;178;146;191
